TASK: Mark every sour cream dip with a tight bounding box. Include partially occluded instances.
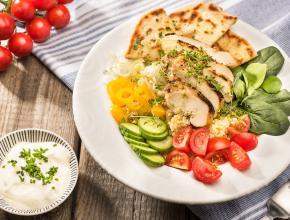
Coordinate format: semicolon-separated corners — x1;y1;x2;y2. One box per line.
0;142;71;210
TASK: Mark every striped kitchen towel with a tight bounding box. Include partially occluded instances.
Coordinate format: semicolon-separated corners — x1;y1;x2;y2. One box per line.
33;0;290;219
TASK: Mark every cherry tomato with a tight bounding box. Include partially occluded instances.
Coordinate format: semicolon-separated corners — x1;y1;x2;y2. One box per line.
47;4;70;29
8;33;33;57
0;47;13;72
0;13;15;40
34;0;55;11
228;115;251;136
189;127;209;156
231;132;258;151
172;126;192;153
27;0;36;6
205;149;228;165
58;0;73;4
166;150;192;171
27;17;51;42
192;157;222;184
228;142;251;171
207;137;230;153
11;0;36;22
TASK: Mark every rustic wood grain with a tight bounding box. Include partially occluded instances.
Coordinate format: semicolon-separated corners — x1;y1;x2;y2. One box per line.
0;57;80;220
0;57;199;220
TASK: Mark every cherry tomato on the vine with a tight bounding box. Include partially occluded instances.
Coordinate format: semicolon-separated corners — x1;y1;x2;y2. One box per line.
0;47;13;72
11;0;36;22
34;0;56;11
27;17;51;42
58;0;73;4
47;4;70;29
0;13;15;40
8;33;33;57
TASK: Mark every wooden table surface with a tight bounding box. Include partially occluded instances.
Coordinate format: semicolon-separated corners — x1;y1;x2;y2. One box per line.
0;57;199;220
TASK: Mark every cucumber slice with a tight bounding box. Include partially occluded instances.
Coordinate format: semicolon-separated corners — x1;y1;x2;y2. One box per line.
138;117;167;135
130;144;158;155
120;123;142;137
124;136;149;148
147;136;172;152
139;153;165;167
141;129;168;141
120;129;145;142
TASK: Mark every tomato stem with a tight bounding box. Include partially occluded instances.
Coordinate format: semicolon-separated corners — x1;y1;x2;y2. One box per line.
0;0;12;13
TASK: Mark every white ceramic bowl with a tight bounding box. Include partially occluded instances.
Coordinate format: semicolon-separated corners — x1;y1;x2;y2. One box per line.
0;129;79;215
73;15;290;204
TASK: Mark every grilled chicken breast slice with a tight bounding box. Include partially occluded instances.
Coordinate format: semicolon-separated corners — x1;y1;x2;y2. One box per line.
167;55;221;114
203;67;233;102
161;35;238;67
165;86;210;127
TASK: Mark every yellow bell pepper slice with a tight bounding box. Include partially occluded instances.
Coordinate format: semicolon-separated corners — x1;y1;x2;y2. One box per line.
116;88;134;106
151;105;166;119
107;77;134;104
134;84;154;105
126;97;142;112
111;104;126;123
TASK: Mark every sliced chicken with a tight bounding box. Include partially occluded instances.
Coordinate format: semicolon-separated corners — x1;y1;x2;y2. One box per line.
161;35;238;67
203;67;233;102
207;62;234;82
165;86;210;127
167;55;221;114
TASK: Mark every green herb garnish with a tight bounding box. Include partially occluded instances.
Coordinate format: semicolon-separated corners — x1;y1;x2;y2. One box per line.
184;48;213;77
33;148;48;162
12;148;59;185
8;160;17;167
149;97;164;106
168;49;178;58
158;49;165;58
205;75;223;92
133;38;141;50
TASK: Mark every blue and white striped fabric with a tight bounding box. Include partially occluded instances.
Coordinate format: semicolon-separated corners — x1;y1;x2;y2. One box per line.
33;0;290;219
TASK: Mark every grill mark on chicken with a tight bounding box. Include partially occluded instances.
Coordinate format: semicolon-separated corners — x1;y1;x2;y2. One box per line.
197;92;215;113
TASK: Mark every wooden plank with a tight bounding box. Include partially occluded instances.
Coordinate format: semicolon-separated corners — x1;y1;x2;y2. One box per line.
74;146;196;220
0;57;80;220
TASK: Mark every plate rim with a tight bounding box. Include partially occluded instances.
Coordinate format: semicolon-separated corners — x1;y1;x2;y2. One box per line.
73;16;290;204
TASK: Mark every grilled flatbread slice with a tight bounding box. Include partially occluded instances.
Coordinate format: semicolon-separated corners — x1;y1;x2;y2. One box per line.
169;2;237;46
214;30;257;66
125;8;176;60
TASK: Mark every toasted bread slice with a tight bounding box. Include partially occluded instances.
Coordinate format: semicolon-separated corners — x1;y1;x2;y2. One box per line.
125;8;176;60
169;2;237;46
214;30;257;66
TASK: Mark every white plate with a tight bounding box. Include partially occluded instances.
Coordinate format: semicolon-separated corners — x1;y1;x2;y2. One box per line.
73;15;290;204
0;129;79;215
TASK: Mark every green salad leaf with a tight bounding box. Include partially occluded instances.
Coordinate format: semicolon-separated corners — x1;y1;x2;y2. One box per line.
233;79;246;100
243;63;267;95
243;101;289;135
262;75;282;94
245;46;284;76
242;89;290;135
243;89;290;116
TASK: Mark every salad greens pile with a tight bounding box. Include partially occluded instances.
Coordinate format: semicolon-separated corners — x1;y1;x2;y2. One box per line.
231;46;290;136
